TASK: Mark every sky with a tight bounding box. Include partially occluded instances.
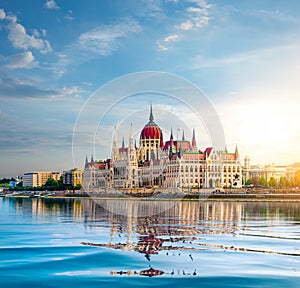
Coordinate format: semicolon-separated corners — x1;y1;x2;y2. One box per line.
0;0;300;177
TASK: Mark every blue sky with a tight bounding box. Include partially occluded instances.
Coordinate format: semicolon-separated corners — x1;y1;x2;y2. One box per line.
0;0;300;177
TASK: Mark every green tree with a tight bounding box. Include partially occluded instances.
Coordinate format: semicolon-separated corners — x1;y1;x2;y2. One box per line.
258;176;268;187
58;176;63;186
74;184;82;190
44;178;58;187
16;181;23;187
269;177;278;188
245;178;253;186
279;176;288;188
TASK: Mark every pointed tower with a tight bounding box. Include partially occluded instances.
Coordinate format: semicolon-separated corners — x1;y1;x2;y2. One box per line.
121;137;125;149
182;129;185;141
178;143;183;159
169;127;174;154
192;128;197;150
225;145;228;153
91;154;94;163
235;145;239;159
149;103;154;122
170;127;174;143
127;123;138;188
128;123;137;164
111;127;119;162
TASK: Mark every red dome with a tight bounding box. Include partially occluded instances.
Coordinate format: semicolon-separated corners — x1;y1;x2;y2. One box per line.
140;123;163;140
140;105;163;142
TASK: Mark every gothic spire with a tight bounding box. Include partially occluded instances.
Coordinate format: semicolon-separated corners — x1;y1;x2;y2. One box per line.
235;144;239;156
149;104;154;122
129;123;133;142
192;128;197;149
178;143;183;159
182;129;185;141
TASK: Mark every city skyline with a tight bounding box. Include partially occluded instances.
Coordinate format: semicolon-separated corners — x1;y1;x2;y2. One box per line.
1;1;300;177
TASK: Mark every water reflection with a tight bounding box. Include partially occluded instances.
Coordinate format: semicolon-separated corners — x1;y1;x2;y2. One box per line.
3;197;300;277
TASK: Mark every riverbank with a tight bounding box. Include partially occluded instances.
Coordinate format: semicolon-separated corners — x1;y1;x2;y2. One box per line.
3;192;300;202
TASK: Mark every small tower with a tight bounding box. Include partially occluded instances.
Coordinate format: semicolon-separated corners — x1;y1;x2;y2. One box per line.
170;127;174;145
182;129;185;141
111;127;119;162
192;128;197;150
178;143;183;159
235;145;239;158
128;123;137;164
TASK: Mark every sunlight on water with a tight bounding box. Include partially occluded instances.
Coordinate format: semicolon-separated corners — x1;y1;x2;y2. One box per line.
1;197;300;287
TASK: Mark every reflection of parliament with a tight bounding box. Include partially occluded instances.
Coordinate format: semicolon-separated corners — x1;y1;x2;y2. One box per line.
83;106;242;191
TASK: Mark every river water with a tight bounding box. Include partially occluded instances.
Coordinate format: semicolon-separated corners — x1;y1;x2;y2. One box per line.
1;197;300;287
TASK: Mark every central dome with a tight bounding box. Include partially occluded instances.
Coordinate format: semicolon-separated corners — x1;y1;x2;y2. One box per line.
140;106;163;140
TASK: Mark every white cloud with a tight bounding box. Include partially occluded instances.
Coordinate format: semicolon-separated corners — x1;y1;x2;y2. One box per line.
0;9;52;54
77;19;142;56
176;20;194;31
0;8;6;20
186;7;203;13
158;0;213;50
60;86;85;98
164;34;179;42
176;0;213;31
157;34;180;51
190;44;298;69
44;0;59;10
6;51;38;69
157;41;168;51
6;16;52;53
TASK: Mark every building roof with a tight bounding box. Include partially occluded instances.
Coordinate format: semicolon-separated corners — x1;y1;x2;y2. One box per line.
140;105;163;141
182;153;205;161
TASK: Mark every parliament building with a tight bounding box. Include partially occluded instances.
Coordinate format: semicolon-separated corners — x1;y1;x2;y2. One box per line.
82;106;242;192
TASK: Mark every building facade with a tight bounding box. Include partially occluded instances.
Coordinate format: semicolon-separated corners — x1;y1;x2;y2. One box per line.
23;171;60;187
63;169;83;187
82;106;242;192
246;162;287;183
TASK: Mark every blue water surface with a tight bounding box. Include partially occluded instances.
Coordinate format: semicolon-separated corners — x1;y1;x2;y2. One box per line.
1;197;300;287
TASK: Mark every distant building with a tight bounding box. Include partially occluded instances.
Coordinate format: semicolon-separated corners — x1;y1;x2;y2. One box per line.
247;162;286;182
286;163;300;180
9;176;22;188
63;169;82;187
23;172;60;187
83;105;242;192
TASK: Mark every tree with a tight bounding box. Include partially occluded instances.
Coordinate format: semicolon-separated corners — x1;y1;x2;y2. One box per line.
294;170;300;187
58;176;63;186
279;176;288;188
258;176;268;187
245;178;253;186
269;177;278;188
74;184;82;190
44;178;58;187
16;181;23;187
